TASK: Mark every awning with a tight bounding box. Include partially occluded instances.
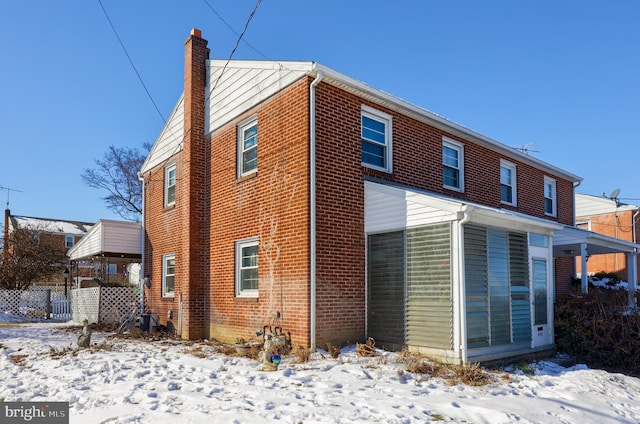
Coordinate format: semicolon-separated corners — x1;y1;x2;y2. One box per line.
553;225;640;257
553;225;638;304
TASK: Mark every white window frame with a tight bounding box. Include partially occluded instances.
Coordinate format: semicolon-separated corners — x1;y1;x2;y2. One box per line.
235;237;259;297
544;176;557;217
238;117;258;177
164;163;176;207
65;235;74;248
162;253;175;298
442;137;464;192
361;105;392;172
500;159;517;206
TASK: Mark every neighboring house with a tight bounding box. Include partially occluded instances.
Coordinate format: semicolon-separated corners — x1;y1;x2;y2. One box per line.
138;29;634;364
3;208;93;260
574;193;640;282
67;219;143;288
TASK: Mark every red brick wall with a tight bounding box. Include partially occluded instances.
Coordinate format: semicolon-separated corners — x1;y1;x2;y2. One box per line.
576;209;637;281
141;154;181;331
206;77;311;346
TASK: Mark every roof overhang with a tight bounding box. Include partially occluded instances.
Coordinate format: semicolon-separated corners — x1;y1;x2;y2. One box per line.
553;225;640;257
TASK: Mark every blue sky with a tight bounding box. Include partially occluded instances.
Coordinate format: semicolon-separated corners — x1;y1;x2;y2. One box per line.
0;1;638;222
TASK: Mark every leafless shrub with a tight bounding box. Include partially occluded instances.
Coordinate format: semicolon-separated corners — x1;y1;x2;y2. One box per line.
326;342;340;358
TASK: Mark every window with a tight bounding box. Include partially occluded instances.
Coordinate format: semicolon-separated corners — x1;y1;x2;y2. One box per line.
65;235;74;248
236;238;258;297
500;160;517;205
107;264;118;275
361;106;392;172
544;177;557;216
442;138;464;191
238;118;258;176
162;254;175;298
165;163;176;207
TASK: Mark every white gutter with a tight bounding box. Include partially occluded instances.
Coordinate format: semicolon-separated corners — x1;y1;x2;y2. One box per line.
138;172;146;315
309;70;323;350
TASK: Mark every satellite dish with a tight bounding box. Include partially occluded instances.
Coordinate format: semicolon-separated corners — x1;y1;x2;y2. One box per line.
609;188;620;200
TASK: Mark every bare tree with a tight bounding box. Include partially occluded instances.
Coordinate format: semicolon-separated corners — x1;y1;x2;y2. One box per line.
82;144;151;221
0;225;67;290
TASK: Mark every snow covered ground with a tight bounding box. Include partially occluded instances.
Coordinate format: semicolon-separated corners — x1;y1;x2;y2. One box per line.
1;318;640;424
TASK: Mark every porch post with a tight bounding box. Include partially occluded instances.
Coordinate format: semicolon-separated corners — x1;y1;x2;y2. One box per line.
580;242;589;294
626;251;638;308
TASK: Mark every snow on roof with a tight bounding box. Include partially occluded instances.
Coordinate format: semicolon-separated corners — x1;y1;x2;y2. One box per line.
9;215;93;235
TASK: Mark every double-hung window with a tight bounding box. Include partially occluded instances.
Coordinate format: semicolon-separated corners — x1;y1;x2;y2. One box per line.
165;163;176;207
236;238;258;297
361;106;392;172
544;177;557;216
162;254;175;298
500;160;517;205
442;137;464;191
238;118;258;177
65;235;74;248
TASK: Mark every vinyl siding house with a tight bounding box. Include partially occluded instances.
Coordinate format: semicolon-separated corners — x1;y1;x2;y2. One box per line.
140;29;588;364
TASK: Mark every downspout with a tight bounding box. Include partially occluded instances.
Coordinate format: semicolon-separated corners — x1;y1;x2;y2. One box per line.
138;172;146;315
572;180;581;226
309;69;323;350
458;206;472;364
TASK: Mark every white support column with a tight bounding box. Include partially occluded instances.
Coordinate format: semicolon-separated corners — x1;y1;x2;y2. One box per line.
627;251;638;308
580;242;589;294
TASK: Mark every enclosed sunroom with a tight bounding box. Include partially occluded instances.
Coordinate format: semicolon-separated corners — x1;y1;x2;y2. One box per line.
364;181;561;364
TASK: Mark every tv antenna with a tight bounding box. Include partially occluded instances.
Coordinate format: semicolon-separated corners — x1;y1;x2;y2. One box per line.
513;143;540;156
0;185;23;209
602;188;621;207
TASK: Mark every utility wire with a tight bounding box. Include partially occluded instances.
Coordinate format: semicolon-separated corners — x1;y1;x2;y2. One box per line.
97;0;166;124
201;0;269;59
208;0;263;101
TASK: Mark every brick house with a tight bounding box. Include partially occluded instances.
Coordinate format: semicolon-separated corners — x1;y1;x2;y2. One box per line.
3;208;92;260
139;29;624;363
574;193;640;282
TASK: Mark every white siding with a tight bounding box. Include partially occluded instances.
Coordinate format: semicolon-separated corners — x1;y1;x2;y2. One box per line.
141;96;184;173
68;220;142;260
365;182;459;233
575;193;636;217
206;60;312;133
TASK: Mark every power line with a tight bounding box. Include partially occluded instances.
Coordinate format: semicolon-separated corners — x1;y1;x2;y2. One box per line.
201;0;269;59
97;0;166;124
207;0;264;101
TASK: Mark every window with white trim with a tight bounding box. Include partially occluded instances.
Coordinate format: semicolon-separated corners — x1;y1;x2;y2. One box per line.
238;118;258;176
544;177;557;216
361;106;392;172
442;138;464;191
236;238;259;297
162;254;175;298
500;159;517;205
65;235;74;248
165;163;176;207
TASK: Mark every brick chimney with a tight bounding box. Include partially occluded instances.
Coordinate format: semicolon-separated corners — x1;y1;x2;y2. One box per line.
178;28;210;339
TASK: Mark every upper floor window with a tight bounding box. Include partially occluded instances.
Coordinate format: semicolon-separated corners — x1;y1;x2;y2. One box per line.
442;137;464;191
361;106;392;172
500;160;517;206
65;235;74;248
238;117;258;177
165;163;176;207
544;176;557;217
236;238;259;297
162;253;175;298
